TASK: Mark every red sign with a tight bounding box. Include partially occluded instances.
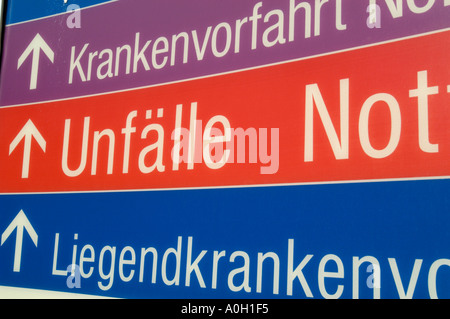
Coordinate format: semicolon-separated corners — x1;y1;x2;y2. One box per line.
1;31;449;193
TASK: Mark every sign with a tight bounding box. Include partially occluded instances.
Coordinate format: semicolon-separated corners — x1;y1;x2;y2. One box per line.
0;0;449;299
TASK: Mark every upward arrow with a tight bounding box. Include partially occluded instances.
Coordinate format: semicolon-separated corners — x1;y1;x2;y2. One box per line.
1;210;38;273
17;33;54;90
9;119;46;179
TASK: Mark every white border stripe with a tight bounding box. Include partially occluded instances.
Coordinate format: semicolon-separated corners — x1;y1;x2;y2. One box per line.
1;27;449;109
2;175;450;196
0;285;116;299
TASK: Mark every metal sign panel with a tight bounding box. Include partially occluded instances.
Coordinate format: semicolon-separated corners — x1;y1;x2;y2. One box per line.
0;0;449;299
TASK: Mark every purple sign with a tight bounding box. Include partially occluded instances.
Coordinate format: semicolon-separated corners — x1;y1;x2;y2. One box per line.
0;0;449;106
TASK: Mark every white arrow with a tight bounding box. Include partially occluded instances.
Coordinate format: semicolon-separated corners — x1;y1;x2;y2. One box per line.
17;33;54;90
9;119;46;179
1;210;38;273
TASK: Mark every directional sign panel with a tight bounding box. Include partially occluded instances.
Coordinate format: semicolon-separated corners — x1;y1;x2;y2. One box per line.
0;0;449;299
1;210;38;273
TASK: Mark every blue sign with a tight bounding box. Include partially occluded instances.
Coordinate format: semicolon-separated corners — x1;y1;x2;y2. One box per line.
5;0;113;25
0;179;449;298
